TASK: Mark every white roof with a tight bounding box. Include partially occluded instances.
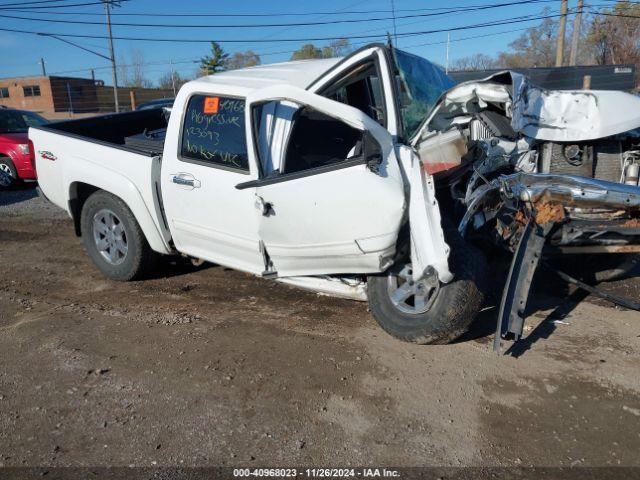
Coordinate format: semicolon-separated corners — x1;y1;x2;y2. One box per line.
187;58;342;95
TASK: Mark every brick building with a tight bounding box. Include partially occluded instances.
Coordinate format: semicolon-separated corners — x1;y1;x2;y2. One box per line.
0;75;174;115
0;76;100;114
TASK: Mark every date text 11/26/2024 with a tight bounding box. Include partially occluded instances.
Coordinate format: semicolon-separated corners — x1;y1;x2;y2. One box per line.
233;468;401;478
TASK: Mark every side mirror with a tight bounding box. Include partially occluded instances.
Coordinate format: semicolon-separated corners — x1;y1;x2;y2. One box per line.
363;132;383;174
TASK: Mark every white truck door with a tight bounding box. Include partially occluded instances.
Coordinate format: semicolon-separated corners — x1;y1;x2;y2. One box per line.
161;93;264;274
237;85;406;277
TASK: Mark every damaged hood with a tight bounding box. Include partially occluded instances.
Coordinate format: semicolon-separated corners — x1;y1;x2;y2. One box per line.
416;71;640;143
512;75;640;141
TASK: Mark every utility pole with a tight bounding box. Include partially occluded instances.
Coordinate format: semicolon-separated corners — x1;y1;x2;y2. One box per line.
103;0;119;112
569;0;584;66
445;33;450;74
40;58;46;76
555;0;568;67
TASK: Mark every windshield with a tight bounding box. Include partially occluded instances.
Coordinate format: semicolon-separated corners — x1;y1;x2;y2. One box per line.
392;48;456;139
0;110;48;134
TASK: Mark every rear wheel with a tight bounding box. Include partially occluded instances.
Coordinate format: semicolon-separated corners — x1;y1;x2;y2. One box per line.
0;156;18;188
81;191;157;281
367;233;487;344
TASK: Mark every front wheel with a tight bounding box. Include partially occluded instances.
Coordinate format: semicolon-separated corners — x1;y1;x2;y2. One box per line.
367;235;487;344
80;191;157;281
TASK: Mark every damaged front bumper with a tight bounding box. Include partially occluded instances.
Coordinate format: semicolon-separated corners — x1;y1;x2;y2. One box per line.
460;172;640;236
459;172;640;353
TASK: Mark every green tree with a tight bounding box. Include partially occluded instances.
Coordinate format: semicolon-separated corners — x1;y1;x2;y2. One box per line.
199;41;229;75
291;43;324;60
291;40;353;61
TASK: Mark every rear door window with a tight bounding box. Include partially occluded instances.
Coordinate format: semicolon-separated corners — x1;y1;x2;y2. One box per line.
180;95;249;172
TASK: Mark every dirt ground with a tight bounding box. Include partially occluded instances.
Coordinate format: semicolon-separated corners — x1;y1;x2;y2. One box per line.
1;186;639;469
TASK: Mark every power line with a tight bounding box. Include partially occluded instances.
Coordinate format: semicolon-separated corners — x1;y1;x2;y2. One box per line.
0;0;558;16
0;0;90;6
0;0;124;10
38;22;552;78
0;11;565;43
0;0;560;28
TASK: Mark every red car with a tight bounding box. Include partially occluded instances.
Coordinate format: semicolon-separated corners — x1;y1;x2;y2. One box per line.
0;108;48;187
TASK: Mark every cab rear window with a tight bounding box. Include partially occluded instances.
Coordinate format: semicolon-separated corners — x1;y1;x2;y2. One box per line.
180;94;249;172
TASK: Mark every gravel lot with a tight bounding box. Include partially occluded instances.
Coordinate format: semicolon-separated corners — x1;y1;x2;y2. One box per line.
1;186;639;469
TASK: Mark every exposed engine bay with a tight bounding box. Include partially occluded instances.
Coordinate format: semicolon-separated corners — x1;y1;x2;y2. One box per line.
411;72;640;350
413;72;640;253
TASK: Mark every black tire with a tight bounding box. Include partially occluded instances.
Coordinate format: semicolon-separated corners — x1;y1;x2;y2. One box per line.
0;156;19;189
367;233;488;344
80;190;157;281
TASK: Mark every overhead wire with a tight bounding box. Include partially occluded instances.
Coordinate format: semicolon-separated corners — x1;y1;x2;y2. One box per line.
0;0;561;28
0;0;557;15
0;11;567;43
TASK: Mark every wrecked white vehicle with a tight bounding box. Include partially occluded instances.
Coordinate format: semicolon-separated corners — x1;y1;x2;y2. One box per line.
30;44;640;348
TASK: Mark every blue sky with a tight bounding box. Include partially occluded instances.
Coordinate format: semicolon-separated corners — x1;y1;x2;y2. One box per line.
0;0;572;85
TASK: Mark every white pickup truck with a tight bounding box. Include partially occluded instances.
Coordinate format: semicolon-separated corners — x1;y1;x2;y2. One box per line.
32;44;640;347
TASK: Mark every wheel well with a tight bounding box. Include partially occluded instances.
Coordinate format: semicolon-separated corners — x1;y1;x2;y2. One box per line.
68;182;100;236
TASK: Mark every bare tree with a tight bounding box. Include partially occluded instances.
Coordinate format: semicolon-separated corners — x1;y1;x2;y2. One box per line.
158;70;189;91
129;49;152;88
225;50;261;70
118;49;152;88
450;53;499;71
496;14;559;68
587;1;640;67
321;39;352;58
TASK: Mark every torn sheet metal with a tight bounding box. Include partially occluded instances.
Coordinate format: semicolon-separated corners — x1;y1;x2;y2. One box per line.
398;145;453;283
511;74;640;141
417;70;640;144
277;275;367;301
415;81;511;141
459;172;640;235
502;172;640;208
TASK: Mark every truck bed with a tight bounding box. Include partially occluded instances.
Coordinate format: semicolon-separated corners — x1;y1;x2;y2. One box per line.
37;108;168;156
29;108;172;255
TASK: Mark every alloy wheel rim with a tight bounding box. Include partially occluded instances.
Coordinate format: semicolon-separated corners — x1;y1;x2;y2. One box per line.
92;208;128;266
0;163;13;187
386;264;440;315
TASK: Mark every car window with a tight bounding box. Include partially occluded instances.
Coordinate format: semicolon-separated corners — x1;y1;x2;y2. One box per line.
282;107;364;174
0;110;47;134
324;63;386;126
180;94;249;172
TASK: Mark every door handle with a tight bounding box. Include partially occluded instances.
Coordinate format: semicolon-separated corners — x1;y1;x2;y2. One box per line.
171;174;201;189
